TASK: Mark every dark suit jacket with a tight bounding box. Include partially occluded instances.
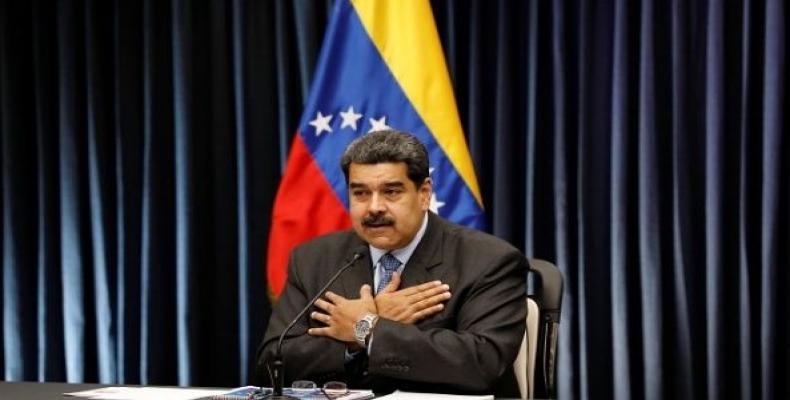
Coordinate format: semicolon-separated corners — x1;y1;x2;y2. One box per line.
255;212;527;396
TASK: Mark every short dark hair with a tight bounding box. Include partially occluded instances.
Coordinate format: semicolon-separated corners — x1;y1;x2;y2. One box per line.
340;130;430;188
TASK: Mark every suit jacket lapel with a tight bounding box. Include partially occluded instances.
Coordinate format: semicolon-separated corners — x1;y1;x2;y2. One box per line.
340;235;374;298
400;212;444;288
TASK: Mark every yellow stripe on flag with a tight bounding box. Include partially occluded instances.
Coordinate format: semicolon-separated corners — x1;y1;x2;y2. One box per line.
350;0;483;207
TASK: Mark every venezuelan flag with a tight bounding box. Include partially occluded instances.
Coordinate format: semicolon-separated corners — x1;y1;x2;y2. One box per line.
267;0;484;297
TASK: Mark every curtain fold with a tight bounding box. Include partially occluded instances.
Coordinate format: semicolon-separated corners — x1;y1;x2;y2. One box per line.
760;2;785;399
668;1;696;398
0;0;786;398
636;2;662;399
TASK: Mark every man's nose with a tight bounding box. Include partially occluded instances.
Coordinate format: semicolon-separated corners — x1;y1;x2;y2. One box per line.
369;192;386;212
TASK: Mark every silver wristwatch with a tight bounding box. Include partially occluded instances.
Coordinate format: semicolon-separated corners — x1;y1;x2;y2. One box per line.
353;313;379;348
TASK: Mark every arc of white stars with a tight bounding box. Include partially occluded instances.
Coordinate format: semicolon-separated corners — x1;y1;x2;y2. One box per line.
339;106;362;130
309;111;333;136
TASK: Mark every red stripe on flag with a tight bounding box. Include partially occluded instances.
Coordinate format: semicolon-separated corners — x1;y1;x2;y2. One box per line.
266;134;351;297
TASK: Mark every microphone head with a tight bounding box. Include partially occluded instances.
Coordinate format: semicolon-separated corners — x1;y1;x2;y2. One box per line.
351;244;369;260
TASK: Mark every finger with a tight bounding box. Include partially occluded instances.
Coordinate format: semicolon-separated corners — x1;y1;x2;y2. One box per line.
307;327;334;337
409;303;444;323
314;298;334;312
310;311;331;324
410;284;450;301
422;292;452;308
324;291;344;303
414;291;452;310
401;280;443;296
360;284;374;300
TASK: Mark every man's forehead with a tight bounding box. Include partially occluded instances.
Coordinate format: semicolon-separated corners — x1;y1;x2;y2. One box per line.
349;161;406;169
348;162;413;188
348;162;407;177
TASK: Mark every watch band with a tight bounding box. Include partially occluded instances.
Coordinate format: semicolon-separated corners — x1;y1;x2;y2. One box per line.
354;313;379;348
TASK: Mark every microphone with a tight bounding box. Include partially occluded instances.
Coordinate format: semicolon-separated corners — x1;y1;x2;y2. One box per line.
265;244;368;399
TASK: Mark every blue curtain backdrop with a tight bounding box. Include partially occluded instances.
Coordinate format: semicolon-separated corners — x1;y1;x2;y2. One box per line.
1;0;787;399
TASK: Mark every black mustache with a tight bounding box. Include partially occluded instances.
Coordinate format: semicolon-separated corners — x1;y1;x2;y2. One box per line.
363;214;394;227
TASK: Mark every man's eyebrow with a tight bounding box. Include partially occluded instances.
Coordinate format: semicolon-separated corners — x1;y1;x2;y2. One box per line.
349;181;406;189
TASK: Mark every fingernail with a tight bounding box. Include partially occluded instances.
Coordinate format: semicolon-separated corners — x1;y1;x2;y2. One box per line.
433;280;442;285
437;304;444;309
442;284;450;290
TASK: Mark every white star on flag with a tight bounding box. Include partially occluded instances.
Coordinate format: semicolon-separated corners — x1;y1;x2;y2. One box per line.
339;106;363;130
428;167;445;213
430;194;445;213
309;111;333;136
368;116;391;133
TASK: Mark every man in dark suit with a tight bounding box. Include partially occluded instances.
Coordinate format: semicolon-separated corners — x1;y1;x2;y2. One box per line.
256;130;527;395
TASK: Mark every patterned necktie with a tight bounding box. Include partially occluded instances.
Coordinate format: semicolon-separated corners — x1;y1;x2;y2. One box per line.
377;253;402;293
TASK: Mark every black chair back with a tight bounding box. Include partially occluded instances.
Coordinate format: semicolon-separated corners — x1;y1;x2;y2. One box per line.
528;259;563;399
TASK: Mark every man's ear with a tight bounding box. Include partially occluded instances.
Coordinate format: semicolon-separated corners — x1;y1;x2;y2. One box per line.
419;178;433;209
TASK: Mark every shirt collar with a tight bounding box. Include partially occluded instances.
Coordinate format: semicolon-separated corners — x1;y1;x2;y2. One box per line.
369;212;429;267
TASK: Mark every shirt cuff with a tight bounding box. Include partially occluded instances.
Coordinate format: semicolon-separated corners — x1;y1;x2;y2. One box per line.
366;332;375;355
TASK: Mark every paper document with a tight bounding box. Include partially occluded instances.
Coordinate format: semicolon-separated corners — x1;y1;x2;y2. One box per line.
64;386;228;400
213;386;374;400
375;391;494;400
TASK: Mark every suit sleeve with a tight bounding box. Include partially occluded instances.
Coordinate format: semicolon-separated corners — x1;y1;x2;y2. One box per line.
367;249;527;392
254;251;348;386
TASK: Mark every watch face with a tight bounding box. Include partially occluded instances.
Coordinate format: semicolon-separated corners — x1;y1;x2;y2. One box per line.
355;320;370;335
354;319;370;346
354;314;377;346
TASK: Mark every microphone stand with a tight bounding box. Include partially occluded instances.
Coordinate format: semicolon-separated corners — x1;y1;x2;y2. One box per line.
264;248;366;399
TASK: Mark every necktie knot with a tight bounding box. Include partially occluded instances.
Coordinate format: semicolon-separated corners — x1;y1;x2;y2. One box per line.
380;253;401;272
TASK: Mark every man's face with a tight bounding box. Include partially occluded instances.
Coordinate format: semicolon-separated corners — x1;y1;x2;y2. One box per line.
348;162;431;250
